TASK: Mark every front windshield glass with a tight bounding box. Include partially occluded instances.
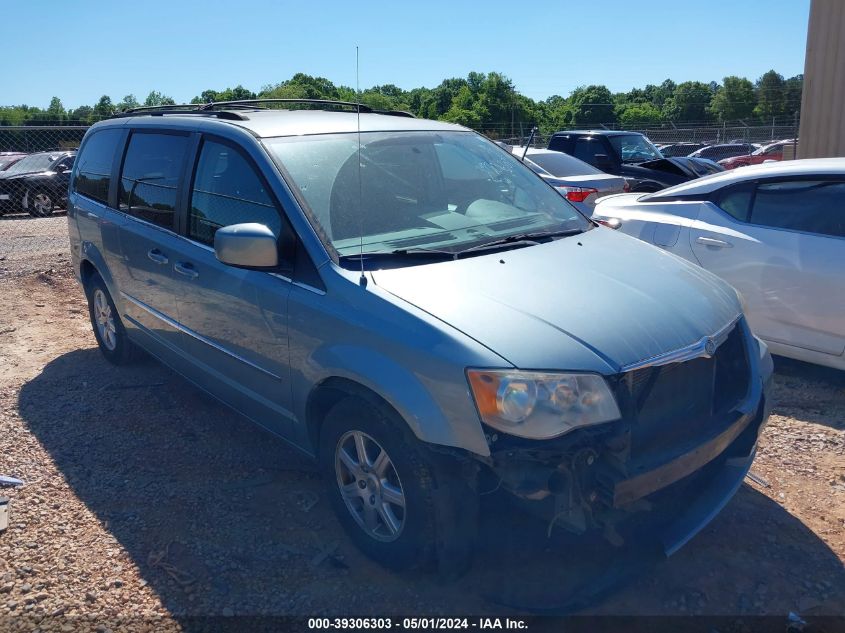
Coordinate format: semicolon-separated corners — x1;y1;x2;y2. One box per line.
266;131;589;257
608;135;663;163
4;153;56;175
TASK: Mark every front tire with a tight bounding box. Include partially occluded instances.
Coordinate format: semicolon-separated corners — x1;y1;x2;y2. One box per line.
86;273;136;365
28;190;54;217
320;396;442;571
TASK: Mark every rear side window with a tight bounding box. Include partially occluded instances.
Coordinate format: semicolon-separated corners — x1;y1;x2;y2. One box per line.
750;180;845;238
74;129;122;204
715;184;753;221
573;139;602;165
547;135;572;153
119;132;189;230
188;140;280;245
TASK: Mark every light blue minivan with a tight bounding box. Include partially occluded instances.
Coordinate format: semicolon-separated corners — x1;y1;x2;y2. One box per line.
68;101;773;573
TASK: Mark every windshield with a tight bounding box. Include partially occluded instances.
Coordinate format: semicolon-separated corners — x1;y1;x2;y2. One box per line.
608;135;663;163
4;153;57;175
266;131;589;258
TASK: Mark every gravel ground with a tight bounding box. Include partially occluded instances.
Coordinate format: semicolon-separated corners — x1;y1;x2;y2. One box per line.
0;216;843;631
0;213;70;272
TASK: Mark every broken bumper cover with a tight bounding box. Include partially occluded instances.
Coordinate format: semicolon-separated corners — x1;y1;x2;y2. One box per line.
487;334;774;555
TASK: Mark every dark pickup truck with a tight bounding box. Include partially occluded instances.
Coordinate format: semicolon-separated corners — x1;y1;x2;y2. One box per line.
548;130;723;192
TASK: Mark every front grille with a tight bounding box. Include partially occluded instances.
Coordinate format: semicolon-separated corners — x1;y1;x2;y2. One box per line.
624;321;751;468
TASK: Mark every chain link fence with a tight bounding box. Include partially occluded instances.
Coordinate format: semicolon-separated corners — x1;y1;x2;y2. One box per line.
0;124;89;153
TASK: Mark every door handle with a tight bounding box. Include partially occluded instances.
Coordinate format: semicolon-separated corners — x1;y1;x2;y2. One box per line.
174;262;199;279
147;249;169;264
695;236;732;248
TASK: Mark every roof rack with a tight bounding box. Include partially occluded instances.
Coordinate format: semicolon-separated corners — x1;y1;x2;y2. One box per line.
113;98;416;120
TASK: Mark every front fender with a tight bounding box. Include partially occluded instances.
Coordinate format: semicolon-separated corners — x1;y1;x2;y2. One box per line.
305;343;491;458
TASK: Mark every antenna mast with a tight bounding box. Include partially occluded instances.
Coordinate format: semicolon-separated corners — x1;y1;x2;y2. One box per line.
356;46;367;287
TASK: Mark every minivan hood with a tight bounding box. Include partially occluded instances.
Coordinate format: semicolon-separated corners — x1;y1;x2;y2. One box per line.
371;228;740;374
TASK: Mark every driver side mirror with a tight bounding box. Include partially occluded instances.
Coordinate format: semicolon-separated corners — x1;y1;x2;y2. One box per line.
56;164;71;174
214;223;279;269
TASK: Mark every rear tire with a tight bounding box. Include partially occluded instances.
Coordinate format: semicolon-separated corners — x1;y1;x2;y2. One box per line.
320;396;448;571
86;273;136;365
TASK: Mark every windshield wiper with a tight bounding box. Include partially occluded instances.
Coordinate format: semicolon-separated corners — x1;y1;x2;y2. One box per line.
339;248;457;262
456;228;584;255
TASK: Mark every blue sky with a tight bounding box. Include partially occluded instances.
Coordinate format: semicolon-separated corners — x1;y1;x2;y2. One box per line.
3;0;810;109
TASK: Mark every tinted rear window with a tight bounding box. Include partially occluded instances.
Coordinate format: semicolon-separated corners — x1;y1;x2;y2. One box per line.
119;132;189;230
751;180;845;238
74;129;123;204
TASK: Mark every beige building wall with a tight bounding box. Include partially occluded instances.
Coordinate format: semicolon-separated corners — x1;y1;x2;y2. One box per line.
798;0;845;158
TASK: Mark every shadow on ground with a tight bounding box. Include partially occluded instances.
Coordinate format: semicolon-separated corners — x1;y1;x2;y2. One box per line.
17;348;845;619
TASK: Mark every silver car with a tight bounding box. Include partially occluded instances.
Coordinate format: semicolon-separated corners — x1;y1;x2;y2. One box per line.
68;101;772;573
509;146;628;214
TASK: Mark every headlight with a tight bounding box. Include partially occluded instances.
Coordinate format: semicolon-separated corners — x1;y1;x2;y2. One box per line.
466;369;621;439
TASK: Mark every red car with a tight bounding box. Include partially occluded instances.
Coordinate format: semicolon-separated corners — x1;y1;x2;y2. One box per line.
718;140;796;169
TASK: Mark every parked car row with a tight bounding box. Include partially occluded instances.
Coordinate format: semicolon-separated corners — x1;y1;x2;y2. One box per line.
0;150;76;217
68;101;773;577
545;130;724;192
656;139;797;169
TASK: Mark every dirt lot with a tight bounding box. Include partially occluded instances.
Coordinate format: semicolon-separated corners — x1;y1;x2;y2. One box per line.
0;215;843;630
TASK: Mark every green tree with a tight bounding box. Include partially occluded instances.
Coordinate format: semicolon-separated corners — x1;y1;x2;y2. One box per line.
260;73;340;100
784;74;803;116
93;95;115;120
144;91;176;107
754;70;786;118
426;78;468;119
643;79;676;108
116;94;140;111
618;103;664;126
662;81;713;122
535;95;571;134
710;76;755;121
568;85;615;125
68;105;94;122
46;97;66;123
442;84;486;128
406;87;434;117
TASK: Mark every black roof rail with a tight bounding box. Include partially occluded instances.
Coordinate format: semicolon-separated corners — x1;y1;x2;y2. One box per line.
113;98;416;120
202;98;376;113
113;104;251;121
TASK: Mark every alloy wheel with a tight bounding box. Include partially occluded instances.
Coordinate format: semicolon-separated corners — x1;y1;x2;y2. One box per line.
93;288;117;351
335;430;406;542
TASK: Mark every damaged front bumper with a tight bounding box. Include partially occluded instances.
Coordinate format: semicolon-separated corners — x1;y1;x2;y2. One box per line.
485;335;774;556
